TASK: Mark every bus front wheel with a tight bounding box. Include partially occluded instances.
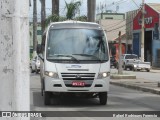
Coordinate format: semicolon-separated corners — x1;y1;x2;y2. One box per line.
99;92;107;105
44;91;51;105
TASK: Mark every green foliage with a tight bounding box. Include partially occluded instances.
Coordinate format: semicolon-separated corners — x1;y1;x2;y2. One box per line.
45;0;87;27
65;0;81;19
75;15;87;22
45;14;67;27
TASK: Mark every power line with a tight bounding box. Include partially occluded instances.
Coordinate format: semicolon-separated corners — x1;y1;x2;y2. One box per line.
101;19;126;29
106;7;142;32
97;0;130;13
100;1;159;32
106;21;129;33
97;0;141;30
131;0;140;8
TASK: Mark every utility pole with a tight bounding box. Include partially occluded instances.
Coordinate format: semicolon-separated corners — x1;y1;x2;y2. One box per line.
87;0;96;22
0;0;29;119
29;0;31;7
141;0;145;62
126;12;129;54
41;0;46;36
33;0;37;57
118;31;123;74
52;0;59;16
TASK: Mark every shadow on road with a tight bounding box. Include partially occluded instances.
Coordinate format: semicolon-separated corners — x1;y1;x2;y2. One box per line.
32;92;102;108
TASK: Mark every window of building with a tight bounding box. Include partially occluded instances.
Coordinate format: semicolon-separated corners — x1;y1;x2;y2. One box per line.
105;17;113;19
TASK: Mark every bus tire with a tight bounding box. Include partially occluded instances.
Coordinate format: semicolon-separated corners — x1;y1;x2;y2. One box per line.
44;92;51;105
99;92;107;105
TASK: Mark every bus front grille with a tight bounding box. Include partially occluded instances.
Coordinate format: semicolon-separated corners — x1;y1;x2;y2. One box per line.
61;73;95;87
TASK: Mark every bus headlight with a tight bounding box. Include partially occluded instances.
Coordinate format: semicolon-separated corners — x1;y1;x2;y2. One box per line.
97;72;110;79
45;71;59;78
134;65;137;68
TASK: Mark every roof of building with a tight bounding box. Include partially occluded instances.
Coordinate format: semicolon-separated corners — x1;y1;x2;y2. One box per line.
147;3;160;13
97;13;125;15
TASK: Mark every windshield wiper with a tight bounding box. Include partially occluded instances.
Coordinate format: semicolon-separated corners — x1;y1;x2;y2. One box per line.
73;54;103;62
51;54;80;62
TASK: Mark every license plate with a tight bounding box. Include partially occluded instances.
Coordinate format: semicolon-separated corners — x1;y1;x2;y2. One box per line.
72;81;85;86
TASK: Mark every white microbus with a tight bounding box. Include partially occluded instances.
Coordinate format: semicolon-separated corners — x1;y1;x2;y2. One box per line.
39;21;110;105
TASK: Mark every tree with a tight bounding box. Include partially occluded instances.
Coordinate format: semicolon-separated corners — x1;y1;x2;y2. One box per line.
33;0;37;57
65;0;81;19
52;0;59;16
87;0;96;22
39;0;46;35
45;0;87;27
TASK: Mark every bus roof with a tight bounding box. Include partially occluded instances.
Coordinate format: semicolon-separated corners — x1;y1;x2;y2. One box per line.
48;20;103;30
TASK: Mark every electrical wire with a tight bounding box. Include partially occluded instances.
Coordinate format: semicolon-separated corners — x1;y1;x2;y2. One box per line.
105;7;141;32
106;12;160;33
101;1;159;33
131;0;140;8
101;19;126;29
103;1;143;32
96;0;140;29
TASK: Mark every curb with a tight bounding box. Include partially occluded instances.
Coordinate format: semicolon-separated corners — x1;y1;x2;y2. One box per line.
150;71;160;73
110;81;160;95
110;74;136;79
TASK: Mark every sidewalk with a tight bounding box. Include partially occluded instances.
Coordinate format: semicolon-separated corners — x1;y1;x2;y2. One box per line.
150;69;160;73
110;69;160;95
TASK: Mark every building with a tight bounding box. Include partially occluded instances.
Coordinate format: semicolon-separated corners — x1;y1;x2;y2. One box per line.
96;13;125;21
133;3;160;67
96;13;126;58
96;13;126;42
126;9;139;53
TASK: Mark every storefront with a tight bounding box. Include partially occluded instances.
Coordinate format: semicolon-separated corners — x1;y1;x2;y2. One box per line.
133;3;160;67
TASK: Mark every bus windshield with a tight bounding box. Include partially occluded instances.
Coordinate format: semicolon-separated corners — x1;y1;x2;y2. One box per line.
46;28;109;62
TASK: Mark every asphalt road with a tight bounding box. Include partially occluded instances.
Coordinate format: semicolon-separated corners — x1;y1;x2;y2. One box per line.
30;73;160;120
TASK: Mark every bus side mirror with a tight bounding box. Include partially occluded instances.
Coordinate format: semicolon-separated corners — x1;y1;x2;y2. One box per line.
37;44;41;54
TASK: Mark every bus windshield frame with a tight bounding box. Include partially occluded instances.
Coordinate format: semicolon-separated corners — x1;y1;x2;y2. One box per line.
46;28;109;63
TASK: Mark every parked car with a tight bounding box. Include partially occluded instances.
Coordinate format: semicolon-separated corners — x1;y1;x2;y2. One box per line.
30;56;40;73
121;54;138;69
110;56;117;68
125;59;151;72
117;54;138;70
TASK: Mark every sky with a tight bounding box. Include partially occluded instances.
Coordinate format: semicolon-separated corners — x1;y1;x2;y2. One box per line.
29;0;160;21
